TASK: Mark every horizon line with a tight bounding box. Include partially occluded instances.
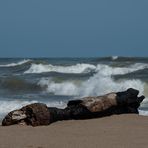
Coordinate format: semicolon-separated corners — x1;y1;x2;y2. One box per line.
0;56;147;59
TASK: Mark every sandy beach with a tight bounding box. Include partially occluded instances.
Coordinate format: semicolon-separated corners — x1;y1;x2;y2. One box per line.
0;114;148;148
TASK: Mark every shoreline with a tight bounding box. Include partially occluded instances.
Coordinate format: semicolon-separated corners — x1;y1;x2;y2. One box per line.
0;114;148;148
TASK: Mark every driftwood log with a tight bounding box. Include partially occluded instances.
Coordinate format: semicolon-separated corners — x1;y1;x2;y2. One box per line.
2;88;145;126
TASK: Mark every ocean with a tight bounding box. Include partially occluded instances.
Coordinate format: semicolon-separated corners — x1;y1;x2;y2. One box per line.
0;57;148;120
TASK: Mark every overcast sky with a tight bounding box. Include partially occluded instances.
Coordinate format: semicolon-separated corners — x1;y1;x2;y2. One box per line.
0;0;148;57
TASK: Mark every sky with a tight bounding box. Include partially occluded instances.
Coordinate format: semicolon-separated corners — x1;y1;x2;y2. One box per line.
0;0;148;57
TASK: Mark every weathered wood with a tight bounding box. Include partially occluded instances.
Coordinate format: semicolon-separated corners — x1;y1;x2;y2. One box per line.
2;103;51;126
2;88;145;126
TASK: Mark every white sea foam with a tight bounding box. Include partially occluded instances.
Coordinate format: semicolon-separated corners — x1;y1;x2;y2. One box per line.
0;100;66;119
138;109;148;116
1;63;147;118
0;99;147;120
24;62;148;75
38;69;145;97
0;100;37;117
96;63;148;76
112;56;118;60
39;78;79;96
38;71;148;116
0;59;31;67
24;63;96;74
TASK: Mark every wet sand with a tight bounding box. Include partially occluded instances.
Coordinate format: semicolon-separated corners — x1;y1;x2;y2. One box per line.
0;114;148;148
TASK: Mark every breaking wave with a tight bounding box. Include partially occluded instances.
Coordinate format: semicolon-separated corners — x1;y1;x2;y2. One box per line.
37;62;147;97
24;63;148;75
0;59;31;67
112;56;118;60
96;63;148;76
38;70;145;97
24;63;96;74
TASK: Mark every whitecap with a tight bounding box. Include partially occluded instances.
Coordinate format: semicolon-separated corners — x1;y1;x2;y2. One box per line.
0;59;31;67
96;63;148;76
112;56;118;60
38;70;145;97
24;62;148;75
24;63;96;74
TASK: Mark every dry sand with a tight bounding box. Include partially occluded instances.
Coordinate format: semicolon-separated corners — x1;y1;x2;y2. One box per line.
0;114;148;148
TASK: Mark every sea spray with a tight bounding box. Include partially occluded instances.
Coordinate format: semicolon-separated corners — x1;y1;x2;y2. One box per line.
38;67;145;97
0;57;148;119
24;63;96;74
24;62;148;75
96;63;148;76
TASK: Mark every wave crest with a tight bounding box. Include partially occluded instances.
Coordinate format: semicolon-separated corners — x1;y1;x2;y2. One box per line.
24;63;96;74
0;59;31;67
38;71;145;97
96;63;148;76
24;62;148;75
37;63;147;97
112;56;118;60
